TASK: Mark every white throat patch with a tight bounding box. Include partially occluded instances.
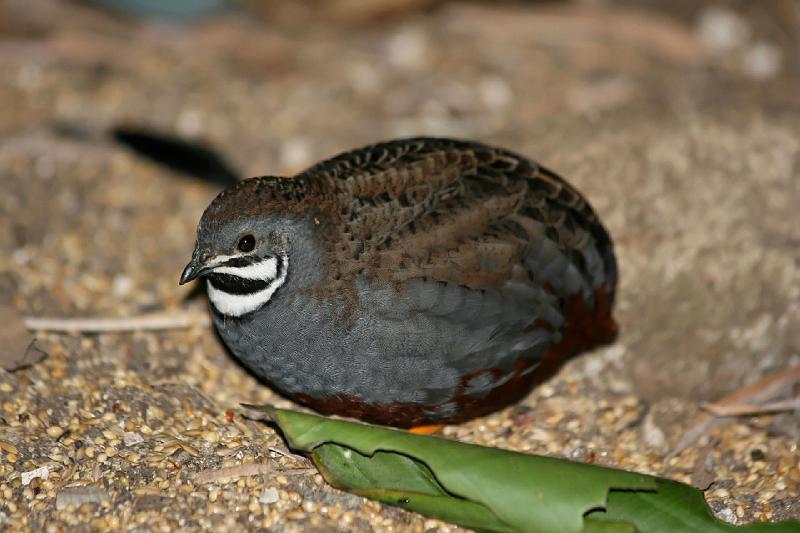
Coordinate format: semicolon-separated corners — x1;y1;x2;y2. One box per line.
206;255;288;317
213;258;278;280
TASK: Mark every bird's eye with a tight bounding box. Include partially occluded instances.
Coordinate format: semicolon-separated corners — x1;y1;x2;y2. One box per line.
237;234;256;252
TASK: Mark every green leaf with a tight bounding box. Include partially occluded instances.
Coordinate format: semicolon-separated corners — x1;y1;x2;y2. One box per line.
254;405;653;533
582;516;639;533
590;478;800;533
253;405;800;533
312;443;514;532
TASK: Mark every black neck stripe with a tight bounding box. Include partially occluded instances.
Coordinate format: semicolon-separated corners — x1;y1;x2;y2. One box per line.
207;273;269;295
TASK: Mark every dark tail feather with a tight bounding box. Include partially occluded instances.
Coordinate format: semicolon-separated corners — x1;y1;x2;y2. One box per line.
112;126;240;187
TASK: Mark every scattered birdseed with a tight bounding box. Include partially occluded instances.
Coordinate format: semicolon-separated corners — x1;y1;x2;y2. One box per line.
45;426;64;439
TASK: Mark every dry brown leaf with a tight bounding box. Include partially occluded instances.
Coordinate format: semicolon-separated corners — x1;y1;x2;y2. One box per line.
669;365;800;458
0;305;46;371
701;398;800;417
690;439;717;491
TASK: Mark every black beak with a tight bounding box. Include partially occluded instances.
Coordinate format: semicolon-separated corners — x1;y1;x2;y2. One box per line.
179;261;201;285
179;251;214;285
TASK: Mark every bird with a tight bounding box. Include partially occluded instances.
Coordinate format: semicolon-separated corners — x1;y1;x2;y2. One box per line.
180;137;618;429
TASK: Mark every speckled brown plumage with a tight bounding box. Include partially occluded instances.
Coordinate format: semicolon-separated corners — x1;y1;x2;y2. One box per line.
205;137;615;302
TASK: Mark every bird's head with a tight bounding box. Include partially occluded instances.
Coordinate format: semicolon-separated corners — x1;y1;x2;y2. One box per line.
180;176;323;317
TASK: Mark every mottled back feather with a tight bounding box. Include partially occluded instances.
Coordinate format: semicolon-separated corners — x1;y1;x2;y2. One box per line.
293;137;616;301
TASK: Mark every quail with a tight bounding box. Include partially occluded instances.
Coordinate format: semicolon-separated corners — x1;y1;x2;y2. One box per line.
180;137;618;428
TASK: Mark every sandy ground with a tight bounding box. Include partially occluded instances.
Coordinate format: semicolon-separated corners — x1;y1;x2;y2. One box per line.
0;1;798;530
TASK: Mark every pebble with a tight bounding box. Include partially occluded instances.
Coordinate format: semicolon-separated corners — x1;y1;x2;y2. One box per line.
697;6;749;53
259;487;279;505
741;42;782;81
123;432;144;447
718;507;738;524
640;411;666;450
55;486;110;511
21;466;49;486
279;138;312;172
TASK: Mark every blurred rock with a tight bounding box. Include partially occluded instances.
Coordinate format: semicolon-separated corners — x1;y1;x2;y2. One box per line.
279;138;313;173
478;76;513;111
386;25;428;69
741;41;783;80
697;6;750;54
640;410;667;450
56;486;110;511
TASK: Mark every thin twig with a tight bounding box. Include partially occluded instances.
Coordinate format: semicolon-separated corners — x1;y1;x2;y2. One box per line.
701;398;800;417
668;365;800;459
23;312;211;333
193;462;270;484
268;446;307;463
281;467;316;476
690;438;717;491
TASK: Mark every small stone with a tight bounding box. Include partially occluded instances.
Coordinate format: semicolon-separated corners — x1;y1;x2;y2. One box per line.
386;26;427;69
56;486;110;511
176;108;205;137
712;488;731;499
123;432;144;447
478;76;512;110
279;138;312;171
742;42;782;81
133;492;170;513
21;466;49;486
640;411;666;450
259;487;279;505
697;7;749;54
717;507;738;525
111;275;134;298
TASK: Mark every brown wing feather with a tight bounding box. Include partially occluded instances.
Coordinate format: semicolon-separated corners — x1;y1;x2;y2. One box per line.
295;137;615;299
